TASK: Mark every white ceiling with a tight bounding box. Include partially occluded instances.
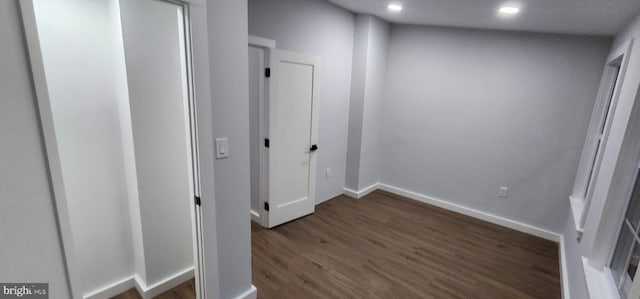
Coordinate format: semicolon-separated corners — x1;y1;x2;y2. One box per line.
326;0;640;36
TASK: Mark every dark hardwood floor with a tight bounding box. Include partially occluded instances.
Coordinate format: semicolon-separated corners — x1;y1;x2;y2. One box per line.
111;279;195;299
252;190;561;299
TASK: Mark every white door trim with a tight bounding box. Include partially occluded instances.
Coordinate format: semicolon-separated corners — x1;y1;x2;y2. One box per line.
249;35;276;49
177;3;206;298
248;36;275;227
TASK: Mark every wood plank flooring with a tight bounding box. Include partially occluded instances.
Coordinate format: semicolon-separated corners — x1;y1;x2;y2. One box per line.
111;279;195;299
252;190;561;299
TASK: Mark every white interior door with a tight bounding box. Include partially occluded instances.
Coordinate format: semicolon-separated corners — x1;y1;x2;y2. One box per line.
266;49;320;228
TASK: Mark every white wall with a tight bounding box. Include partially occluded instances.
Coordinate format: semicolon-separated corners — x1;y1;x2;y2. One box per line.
0;1;71;297
119;0;194;287
208;0;254;298
112;0;147;284
2;0;227;298
33;0;136;294
248;0;355;203
33;0;197;293
381;25;611;233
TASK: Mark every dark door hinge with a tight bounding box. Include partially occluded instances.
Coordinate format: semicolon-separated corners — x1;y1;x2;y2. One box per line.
264;138;270;148
265;68;271;78
264;202;269;211
195;196;201;206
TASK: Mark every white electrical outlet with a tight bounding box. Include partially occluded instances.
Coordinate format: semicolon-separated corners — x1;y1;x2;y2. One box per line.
498;186;509;198
325;168;331;178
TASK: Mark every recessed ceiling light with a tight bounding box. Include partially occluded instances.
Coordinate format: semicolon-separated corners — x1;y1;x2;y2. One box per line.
498;6;520;15
388;3;402;12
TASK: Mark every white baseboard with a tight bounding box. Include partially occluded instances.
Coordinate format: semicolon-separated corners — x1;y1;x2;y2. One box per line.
341;182;560;242
84;276;135;299
83;268;194;299
134;267;195;299
343;183;380;199
375;183;561;242
559;236;571;299
133;275;145;298
342;187;358;198
234;284;257;299
250;209;260;223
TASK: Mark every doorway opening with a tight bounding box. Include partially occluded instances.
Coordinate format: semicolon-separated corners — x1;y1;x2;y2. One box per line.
23;0;204;298
247;36;321;228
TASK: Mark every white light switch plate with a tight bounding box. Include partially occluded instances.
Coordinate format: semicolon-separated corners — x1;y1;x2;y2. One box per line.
216;137;229;159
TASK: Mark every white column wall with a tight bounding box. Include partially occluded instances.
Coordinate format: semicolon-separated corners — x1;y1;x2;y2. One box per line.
32;0;136;294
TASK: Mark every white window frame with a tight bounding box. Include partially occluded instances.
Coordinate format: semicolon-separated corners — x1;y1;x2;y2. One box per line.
608;161;640;298
570;40;634;234
578;37;640;299
583;158;640;299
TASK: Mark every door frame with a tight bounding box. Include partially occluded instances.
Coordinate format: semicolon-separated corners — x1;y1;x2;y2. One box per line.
247;39;321;228
248;36;275;228
18;0;213;297
176;2;206;298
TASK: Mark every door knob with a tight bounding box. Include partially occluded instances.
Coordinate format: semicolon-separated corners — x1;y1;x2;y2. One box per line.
310;144;318;152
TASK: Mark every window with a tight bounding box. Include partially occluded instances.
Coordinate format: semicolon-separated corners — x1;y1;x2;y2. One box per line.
584;64;621;199
610;162;640;298
569;47;628;233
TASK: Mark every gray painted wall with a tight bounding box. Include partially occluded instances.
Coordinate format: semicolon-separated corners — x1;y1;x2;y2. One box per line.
563;12;640;298
346;15;390;191
381;25;611;233
613;14;640;50
207;0;253;298
357;16;389;190
248;0;355;203
0;1;70;297
345;15;368;191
